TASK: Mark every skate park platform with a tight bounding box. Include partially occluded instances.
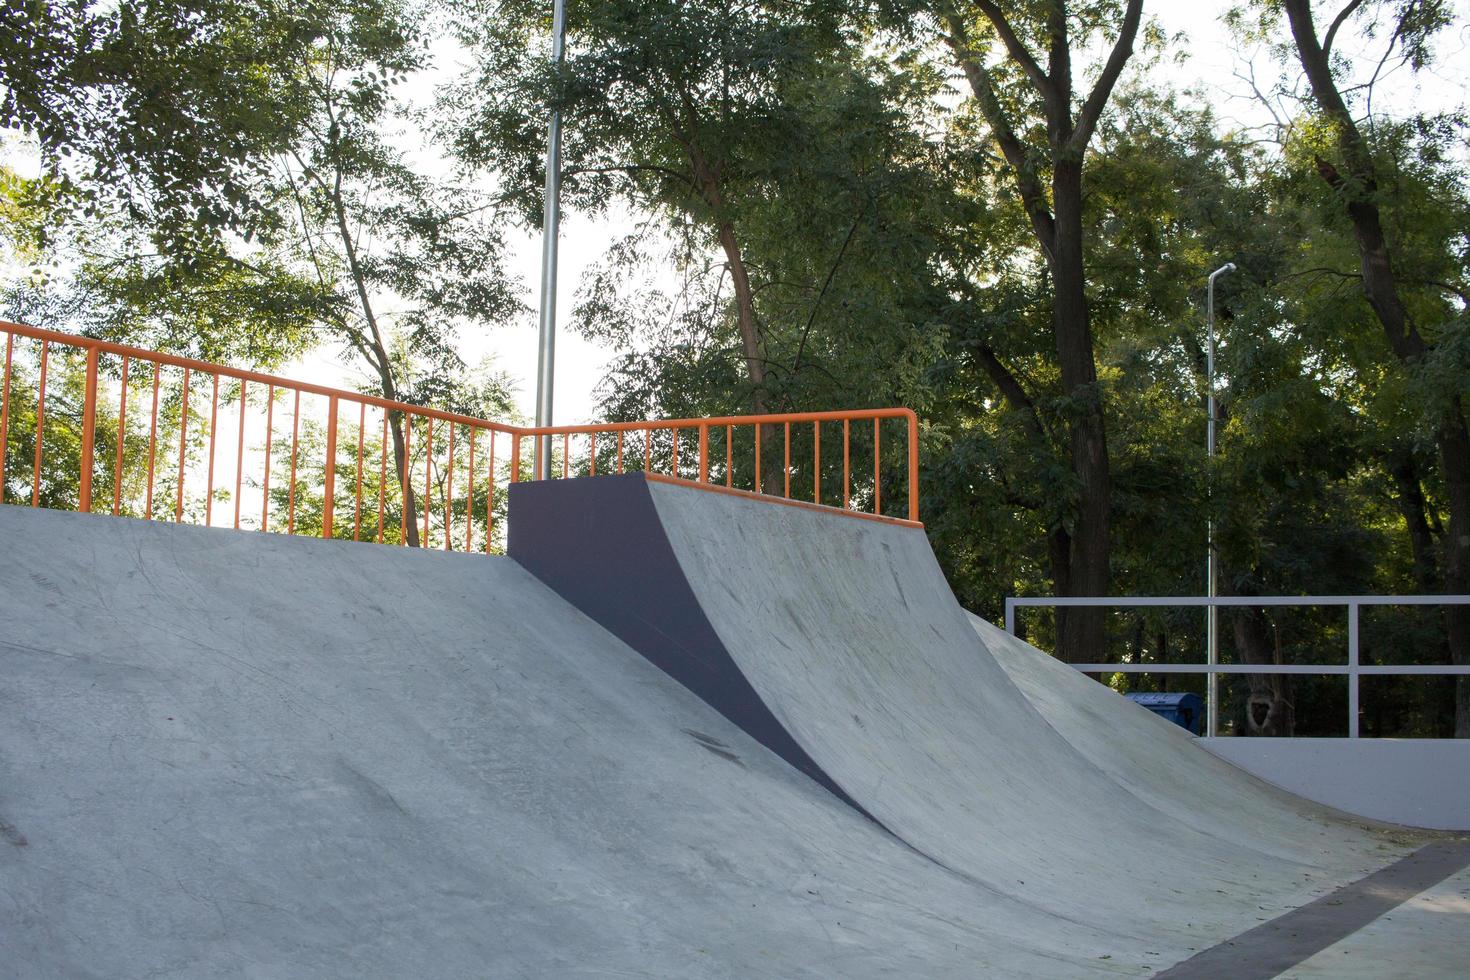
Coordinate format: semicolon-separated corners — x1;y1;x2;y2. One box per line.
3;473;1468;977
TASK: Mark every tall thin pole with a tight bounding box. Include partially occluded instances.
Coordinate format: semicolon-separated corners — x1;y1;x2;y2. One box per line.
1205;262;1235;737
534;0;568;481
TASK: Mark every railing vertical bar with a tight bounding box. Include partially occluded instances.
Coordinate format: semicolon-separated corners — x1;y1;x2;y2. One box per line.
1004;598;1016;634
113;355;129;514
842;418;849;510
175;366;189;521
78;346;98;512
444;423;455;551
783;421;790;498
873;417;880;516
755;423;762;494
205;373;218;525
589;431;596;476
146;364;160;519
353;400;365;541
782;423;793;499
906;411;919;522
377;411;387;544
698;424;709;483
644;429;651;472
485;431;496;552
509;432;520;484
617;431;623;473
233;380;246;528
0;331;11;504
1348;602;1361;738
422;417;434;548
725;424;732;487
32;340;49;506
287;388;300;534
465;427;476;553
322;395;338;539
813;420;820;505
262;385;274;532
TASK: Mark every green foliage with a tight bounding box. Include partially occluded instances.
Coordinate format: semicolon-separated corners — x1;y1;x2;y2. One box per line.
1;0;328;247
4;0;523;453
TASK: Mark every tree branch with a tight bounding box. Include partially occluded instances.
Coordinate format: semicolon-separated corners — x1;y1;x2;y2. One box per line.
1322;0;1367;59
1046;0;1073;127
943;14;1058;257
975;344;1053;448
1283;0;1356;128
1069;0;1144;153
970;0;1053;100
793;195;870;376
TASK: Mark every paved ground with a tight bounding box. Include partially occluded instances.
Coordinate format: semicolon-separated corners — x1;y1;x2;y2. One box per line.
1278;863;1470;978
2;480;1467;977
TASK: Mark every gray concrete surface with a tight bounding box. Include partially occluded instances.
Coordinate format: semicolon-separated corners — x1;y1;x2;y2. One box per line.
1152;839;1470;978
1199;737;1470;831
645;479;1453;973
0;505;1154;978
973;616;1425;849
4;482;1466;978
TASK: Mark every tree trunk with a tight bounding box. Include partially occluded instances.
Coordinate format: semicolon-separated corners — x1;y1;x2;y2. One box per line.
1050;158;1112;663
387;410;420;548
686;136;768;416
1231;605;1295;736
326;167;421;547
715;221;769;415
1386;449;1442;593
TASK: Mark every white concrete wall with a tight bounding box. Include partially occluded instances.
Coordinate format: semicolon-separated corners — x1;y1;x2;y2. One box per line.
1200;738;1470;831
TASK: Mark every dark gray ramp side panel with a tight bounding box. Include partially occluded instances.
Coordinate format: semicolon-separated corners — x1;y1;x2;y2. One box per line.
508;472;866;815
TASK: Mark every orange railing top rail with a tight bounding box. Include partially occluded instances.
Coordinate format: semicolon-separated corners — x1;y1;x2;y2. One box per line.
1;320;921;532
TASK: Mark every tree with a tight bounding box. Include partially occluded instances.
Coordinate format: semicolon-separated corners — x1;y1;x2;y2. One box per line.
915;0;1145;662
261;2;521;545
1267;0;1470;734
448;0;864;413
1;0;321;248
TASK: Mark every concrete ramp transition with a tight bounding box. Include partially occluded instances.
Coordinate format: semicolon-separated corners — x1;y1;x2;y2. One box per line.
2;475;1465;976
511;473;1468;974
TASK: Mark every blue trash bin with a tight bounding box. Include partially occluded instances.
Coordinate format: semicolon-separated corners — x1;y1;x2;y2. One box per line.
1124;692;1204;735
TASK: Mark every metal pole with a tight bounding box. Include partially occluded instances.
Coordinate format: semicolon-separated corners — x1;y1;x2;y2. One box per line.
534;0;568;481
1205;262;1235;737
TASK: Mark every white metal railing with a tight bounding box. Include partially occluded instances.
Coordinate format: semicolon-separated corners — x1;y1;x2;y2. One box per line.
1002;595;1470;738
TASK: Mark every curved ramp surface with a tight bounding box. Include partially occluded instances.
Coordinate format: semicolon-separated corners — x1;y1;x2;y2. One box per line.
972;614;1400;858
0;505;1169;978
511;474;1458;974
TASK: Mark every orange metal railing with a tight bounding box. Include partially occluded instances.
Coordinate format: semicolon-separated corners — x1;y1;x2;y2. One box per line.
0;321;920;548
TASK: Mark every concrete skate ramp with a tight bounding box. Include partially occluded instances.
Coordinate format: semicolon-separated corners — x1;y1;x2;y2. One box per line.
510;474;1440;969
1;505;1192;978
972;614;1403;857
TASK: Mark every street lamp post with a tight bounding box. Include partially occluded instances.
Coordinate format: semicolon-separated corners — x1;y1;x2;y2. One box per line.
1205;261;1235;737
534;0;568;480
